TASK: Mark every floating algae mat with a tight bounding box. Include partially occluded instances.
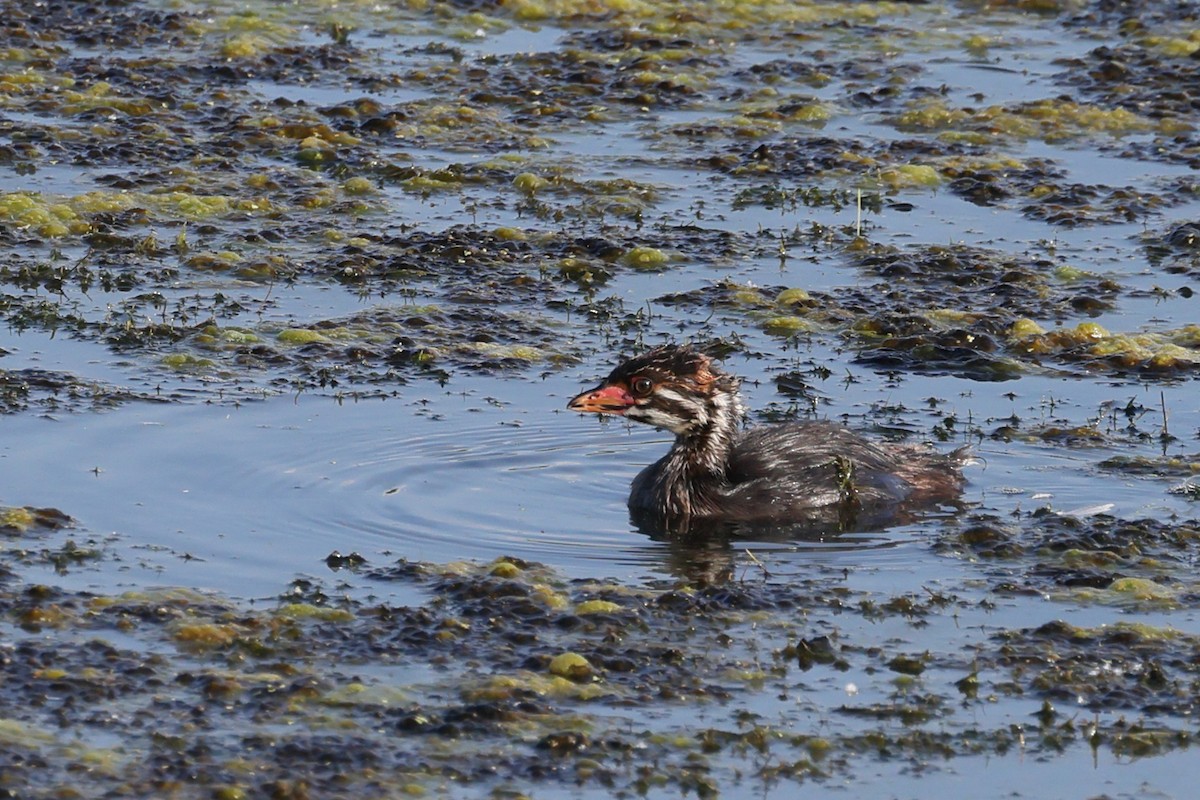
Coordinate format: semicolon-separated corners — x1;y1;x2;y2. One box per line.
4;534;1200;798
2;0;1200;797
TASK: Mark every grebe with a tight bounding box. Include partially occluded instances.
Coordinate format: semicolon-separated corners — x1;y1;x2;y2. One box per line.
568;345;967;535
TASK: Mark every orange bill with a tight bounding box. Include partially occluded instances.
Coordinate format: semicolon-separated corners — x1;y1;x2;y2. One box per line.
567;384;635;414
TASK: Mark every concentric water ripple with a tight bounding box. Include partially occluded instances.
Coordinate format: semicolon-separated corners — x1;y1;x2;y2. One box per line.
3;389;942;596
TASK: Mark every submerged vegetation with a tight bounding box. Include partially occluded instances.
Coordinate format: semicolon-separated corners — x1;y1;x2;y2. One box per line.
0;0;1196;406
4;521;1200;798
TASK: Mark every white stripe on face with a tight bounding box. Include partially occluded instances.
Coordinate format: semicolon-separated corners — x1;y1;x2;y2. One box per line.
630;405;686;432
626;387;709;434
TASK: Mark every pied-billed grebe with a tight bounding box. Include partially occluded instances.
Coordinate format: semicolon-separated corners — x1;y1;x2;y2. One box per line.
568;345;968;535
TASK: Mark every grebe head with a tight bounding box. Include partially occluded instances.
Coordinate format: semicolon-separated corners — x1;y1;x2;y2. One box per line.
567;345;743;437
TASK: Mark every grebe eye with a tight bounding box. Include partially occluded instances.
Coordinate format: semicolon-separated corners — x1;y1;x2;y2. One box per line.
631;377;653;396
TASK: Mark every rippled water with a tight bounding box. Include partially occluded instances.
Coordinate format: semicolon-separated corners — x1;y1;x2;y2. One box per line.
6;327;1196;602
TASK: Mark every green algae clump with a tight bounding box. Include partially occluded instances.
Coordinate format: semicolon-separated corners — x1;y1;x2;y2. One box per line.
1107;578;1177;601
213;327;261;345
575;599;622;615
172;623;240;649
763;316;812;336
277;329;330;345
0;506;36;532
622;246;669;270
1144;34;1200;58
0;192;87;237
775;288;811;305
493;226;527;241
1067;581;1181;609
220;34;275;59
463;672;606;702
0;718;56;747
160;192;233;219
895;97;1167;143
549;652;594;682
276;603;355;622
531;583;570;611
879;164;941;189
212;786;249;800
461;342;545;362
1008;318;1047;339
513;172;549;194
342;177;376;195
489;560;522;578
322;682;409;708
161;354;216;370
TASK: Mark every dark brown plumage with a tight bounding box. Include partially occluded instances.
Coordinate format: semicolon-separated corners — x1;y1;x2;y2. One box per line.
568;345;967;536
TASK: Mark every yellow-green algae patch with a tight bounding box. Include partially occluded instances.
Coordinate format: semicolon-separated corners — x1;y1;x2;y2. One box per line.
276;328;332;345
58;81;159;116
0;192;88;237
548;652;593;681
722;666;770;684
496;0;917;31
0;189;267;238
322;682;409;707
894;98;1182;142
876;164;942;189
17;603;74;629
188;9;295;37
161;353;217;370
1062;621;1183;642
775;288;811;305
622;246;670;270
401;173;467;193
0;69;51;94
171;622;243;649
461;342;546;361
1008;318;1046;339
91;586;221;610
762;316;814;336
1060;549;1123;569
185;251;243;271
530;582;570;610
212;786;250;800
195;326;262;347
0;718;56;746
1100;455;1200;476
489;558;523;578
341;176;376;195
1051;264;1094;282
1011;321;1200;371
462;672;609;702
924;308;977;326
513;172;551;194
575;599;622;615
185;9;297;58
1;506;36;532
1109;578;1179;600
276;603;355;622
1141;31;1200;58
1066;579;1182;608
729;286;771;306
493;226;528;241
219;34;278;59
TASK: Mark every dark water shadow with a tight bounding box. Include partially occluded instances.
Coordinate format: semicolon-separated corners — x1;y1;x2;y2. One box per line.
635;502;969;585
